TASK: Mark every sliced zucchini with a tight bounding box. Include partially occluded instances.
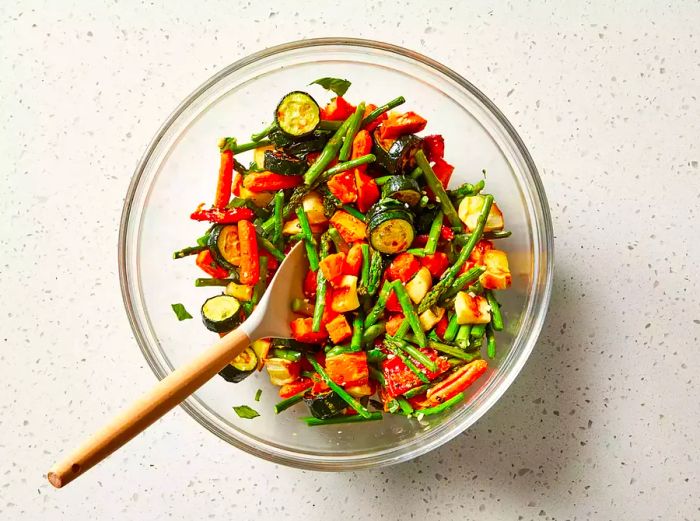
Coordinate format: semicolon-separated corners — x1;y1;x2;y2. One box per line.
372;132;423;175
275;91;320;138
284;130;332;158
253;145;275;167
201;294;241;333
367;199;415;254
218;347;257;383
208;225;240;270
381;176;422;206
303;390;347;419
263;149;307;176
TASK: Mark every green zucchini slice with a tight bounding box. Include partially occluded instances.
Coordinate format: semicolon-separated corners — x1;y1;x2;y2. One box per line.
372;132;423;175
284;130;332;158
201;294;241;333
208;225;240;271
218;347;258;383
263;150;307;176
367;200;415;254
275;91;320;138
303;390;347;419
381;175;422;206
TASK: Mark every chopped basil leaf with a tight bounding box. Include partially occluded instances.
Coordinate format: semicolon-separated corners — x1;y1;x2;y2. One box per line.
309;77;351;97
254;389;262;402
233;405;260;419
171;303;192;321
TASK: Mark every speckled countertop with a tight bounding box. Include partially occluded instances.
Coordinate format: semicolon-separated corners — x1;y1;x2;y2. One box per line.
1;1;699;520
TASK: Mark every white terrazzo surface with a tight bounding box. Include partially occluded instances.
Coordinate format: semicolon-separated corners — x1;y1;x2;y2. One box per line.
1;1;699;519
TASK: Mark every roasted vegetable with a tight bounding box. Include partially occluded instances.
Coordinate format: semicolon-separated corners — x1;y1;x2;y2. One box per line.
372;132;423;175
367;200;415;254
263;149;307;176
218;347;257;383
275;91;320;137
201;294;241;333
303;390;347;419
381;175;422;206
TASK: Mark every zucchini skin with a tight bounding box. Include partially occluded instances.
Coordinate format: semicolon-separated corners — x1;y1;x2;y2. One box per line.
208;225;238;271
275;91;321;138
263;150;307;176
372;132;423;175
367;199;415;254
218;347;258;383
201;295;241;333
303;391;347;419
381;175;422;206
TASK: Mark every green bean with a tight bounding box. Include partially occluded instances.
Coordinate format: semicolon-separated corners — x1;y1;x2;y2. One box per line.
325;344;356;357
256;233;286;262
455;324;471;350
403;384;430;399
394;318;411;339
360;244;370;289
417;195;494;314
272;191;284;247
443;313;460;342
396;397;414;415
251;121;276;142
486;324;496;359
366;348;387;365
427;339;481;361
416;393;465;416
328;226;349;253
486;290;504;331
442;266;486;300
274;390;307;414
338;102;365;161
195;277;238;287
254;388;262;402
424;210;443;255
386;344;429;384
374;175;392;186
366;250;384;296
386;336;437;372
340;203;367;222
364;280;392;328
305;355;371;418
303;116;354;185
349;313;364;351
406;248;427;257
271;349;302;362
369;366;385;386
173;245;206;259
227;138;271;154
470;324;486;339
448;179;485;201
295;206;319;271
393;281;427;348
362;95;405;126
302;412;383;426
415;150;461;228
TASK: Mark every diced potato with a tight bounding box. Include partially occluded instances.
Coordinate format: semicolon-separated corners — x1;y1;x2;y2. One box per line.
454;292;491;324
251;339;271;371
330;275;360;312
265;357;300;385
479;249;512;290
225;282;253;302
253;145;275;167
302;191;328;225
419;306;445;331
330;210;367;243
405;267;433;304
346;382;373;397
458;195;505;232
239;186;274;207
282;218;325;235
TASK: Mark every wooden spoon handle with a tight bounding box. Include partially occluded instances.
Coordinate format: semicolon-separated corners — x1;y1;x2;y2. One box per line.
47;328;251;488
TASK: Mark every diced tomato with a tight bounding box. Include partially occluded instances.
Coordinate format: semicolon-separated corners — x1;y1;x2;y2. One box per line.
195;250;229;278
237;220;259;285
354;170;380;213
385;313;405;336
320;96;356;120
420;252;449;278
303;269;317;298
362;104;387;132
421;359;488;407
325;352;369;387
440;225;454;242
327;171;358;203
326;314;353;344
214;150;234;208
343;243;363;276
290;317;327;344
378;111;427;140
423;134;445;162
434;313;449;340
381;348;450;398
386;252;421;282
385;288;403;313
278;378;313;399
319;253;346;282
330;211;367;243
243;172;303;192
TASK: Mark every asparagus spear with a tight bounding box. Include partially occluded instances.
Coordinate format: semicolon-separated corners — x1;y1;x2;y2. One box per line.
443;313;460;342
295;206;319;271
362;322;386;346
366;249;384;296
251;121;276;142
302;412;382;426
272;190;284;247
486;290;504;331
364;280;392;328
173;245;207;259
362;95;405;126
455;325;471;350
338;102;365;161
350;313;364;351
327;226;349;253
385;336;438;372
393;281;428;348
415;150;461;228
303;116;354;185
256;233;286;262
486;324;497;359
424;210;444;255
311;233;331;332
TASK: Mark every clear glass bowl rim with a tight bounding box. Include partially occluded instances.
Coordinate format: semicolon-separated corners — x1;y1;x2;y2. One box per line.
118;37;554;471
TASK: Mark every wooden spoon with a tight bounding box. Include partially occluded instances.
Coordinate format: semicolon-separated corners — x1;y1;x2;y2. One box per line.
48;242;308;488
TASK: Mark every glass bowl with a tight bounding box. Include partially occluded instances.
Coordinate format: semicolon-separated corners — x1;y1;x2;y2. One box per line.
118;38;553;470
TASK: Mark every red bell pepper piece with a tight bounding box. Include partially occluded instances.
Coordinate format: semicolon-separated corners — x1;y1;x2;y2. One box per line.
382;348;450;398
350;130;373;170
320;96;356;121
290;317;327;344
195;250;229;278
411;234;429;248
343;243;364;276
422;134;445;162
310;373;330;395
386;252;421;282
354;170;380;213
378;111;427;140
434;314;449;340
420;252;449;278
319;253;347;282
327;171;358;203
242;172;303;193
421;359;488;407
303;269;317;299
214;150;234;208
190;205;254;224
385;288;403;313
325;352;369;387
237;220;259;285
279;378;313;399
385;313;405;336
232;171;242;197
431;158;454;188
